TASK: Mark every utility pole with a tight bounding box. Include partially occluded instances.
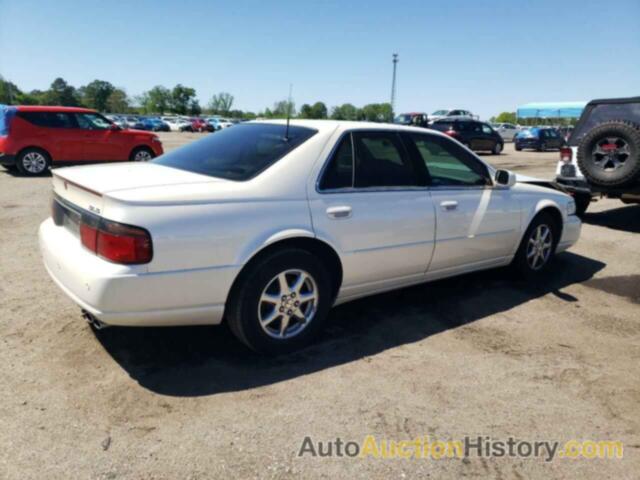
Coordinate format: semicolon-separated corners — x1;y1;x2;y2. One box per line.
390;53;399;116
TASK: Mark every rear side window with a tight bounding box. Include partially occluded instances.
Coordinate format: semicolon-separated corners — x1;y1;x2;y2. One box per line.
153;123;317;181
319;134;353;190
353;131;421;188
16;111;77;128
319;131;425;190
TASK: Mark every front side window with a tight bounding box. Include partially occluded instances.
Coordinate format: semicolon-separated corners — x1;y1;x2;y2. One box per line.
76;113;111;130
410;134;488;187
154;123;317;181
482;124;494;134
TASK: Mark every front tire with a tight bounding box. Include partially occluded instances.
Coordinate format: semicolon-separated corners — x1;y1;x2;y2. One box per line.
512;212;559;278
129;146;155;162
492;142;503;155
16;148;51;176
226;248;333;354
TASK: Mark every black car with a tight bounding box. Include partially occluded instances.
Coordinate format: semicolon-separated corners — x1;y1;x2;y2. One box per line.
430;119;503;154
514;127;565;151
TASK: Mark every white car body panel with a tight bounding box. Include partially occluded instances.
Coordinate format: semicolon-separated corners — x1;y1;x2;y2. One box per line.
40;120;581;327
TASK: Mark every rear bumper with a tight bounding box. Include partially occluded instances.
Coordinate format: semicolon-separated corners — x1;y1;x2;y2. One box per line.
557;215;581;253
39;218;237;327
0;153;16;166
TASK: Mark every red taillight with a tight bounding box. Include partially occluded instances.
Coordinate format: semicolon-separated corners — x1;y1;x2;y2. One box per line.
80;223;98;251
560;147;572;163
80;217;152;264
445;129;460;138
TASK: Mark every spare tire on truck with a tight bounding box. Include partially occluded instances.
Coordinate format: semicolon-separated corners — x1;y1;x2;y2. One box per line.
577;121;640;187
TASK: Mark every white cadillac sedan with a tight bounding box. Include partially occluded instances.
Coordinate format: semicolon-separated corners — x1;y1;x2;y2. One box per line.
40;120;581;353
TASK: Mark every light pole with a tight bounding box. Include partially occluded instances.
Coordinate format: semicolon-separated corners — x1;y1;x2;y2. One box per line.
390;53;399;117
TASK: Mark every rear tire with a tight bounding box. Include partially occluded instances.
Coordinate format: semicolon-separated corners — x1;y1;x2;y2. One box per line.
226;248;333;354
512;212;559;278
16;148;51;176
537;142;547;152
515;144;522;151
576;120;640;187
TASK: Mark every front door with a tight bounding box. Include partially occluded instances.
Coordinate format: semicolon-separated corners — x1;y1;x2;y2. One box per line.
75;113;126;161
309;130;436;298
405;132;520;274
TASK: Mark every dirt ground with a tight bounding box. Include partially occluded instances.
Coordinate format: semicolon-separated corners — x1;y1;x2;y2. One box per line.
1;134;638;479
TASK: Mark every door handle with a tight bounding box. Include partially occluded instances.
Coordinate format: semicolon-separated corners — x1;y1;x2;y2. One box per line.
326;206;352;219
440;200;458;211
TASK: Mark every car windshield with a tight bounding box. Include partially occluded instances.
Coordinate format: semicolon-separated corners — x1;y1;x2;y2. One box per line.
153;123;318;181
432;110;448;116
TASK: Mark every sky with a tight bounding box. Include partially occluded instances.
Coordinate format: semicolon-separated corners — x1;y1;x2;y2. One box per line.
1;0;639;119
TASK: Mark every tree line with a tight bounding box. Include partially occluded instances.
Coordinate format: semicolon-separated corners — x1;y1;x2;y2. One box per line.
0;75;395;122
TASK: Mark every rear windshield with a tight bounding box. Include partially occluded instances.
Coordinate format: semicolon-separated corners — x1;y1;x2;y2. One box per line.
153;123;318;181
0;105;17;135
570;102;640;146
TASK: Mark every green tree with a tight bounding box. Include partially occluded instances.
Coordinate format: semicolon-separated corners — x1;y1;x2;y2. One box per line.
80;80;115;111
188;99;201;115
330;103;358;120
170;84;197;114
44;77;80;106
138;85;171;114
105;88;130;113
300;101;328;119
359;103;393;122
268;99;296;118
208;92;234;115
0;76;22;104
495;112;517;124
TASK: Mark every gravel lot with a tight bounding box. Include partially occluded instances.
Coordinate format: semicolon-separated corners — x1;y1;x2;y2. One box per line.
1;133;638;479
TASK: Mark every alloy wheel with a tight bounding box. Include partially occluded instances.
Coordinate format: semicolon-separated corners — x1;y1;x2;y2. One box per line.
592;137;630;171
134;150;152;162
526;224;553;270
22;152;47;173
258;269;319;339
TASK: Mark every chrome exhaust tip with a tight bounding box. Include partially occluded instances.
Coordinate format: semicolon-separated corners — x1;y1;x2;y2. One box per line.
81;310;109;330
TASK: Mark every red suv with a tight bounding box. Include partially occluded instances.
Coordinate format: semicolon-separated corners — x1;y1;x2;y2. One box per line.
0;106;163;176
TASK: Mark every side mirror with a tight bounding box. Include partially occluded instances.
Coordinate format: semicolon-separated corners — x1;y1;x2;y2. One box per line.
109;123;121;131
495;169;516;187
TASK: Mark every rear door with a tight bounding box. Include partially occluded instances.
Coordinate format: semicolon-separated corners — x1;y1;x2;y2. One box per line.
406;132;521;274
17;111;85;161
309;129;436;297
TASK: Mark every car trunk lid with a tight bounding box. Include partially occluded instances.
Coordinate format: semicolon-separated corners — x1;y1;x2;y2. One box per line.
51;163;217;213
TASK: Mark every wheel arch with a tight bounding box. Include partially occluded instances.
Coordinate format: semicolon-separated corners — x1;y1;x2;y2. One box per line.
17;145;52;162
520;201;564;250
231;234;344;304
129;144;155;160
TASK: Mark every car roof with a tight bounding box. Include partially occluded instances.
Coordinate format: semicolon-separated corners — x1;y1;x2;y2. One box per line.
250;119;461;138
586;96;640;106
16;105;96;113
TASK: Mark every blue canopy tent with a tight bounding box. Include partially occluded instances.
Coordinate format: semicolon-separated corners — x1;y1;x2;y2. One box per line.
516;101;587;120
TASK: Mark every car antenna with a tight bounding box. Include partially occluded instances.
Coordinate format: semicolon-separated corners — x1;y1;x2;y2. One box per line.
284;83;292;141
